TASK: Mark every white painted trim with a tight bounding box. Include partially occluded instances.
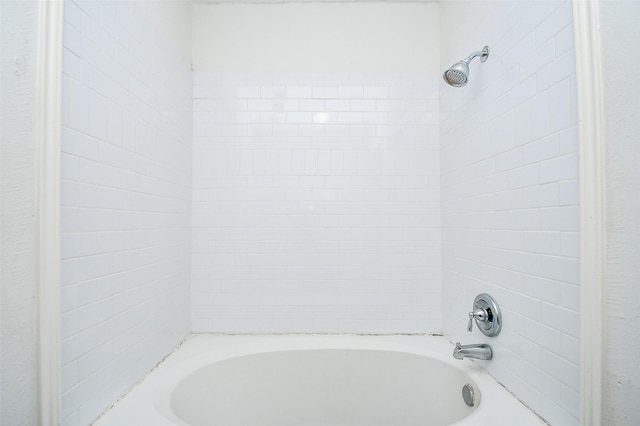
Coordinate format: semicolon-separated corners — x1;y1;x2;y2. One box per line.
572;1;605;425
36;0;63;424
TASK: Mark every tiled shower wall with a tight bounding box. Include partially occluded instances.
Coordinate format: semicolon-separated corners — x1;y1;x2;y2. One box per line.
60;1;192;424
440;1;579;425
192;73;441;333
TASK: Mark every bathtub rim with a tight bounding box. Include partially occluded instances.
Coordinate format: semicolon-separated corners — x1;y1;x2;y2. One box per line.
94;334;547;426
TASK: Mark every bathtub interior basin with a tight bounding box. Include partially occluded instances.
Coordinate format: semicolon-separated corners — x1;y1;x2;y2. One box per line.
171;348;477;426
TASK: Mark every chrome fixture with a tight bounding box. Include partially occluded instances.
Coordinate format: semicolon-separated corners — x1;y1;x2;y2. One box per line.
443;45;490;87
462;384;477;407
468;293;501;337
453;342;493;360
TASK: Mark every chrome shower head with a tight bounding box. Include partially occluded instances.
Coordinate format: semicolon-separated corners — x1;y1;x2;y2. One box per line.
443;46;490;87
443;61;470;87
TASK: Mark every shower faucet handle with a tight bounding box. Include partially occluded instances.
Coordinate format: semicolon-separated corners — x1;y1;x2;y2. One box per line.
467;309;488;332
467;293;502;337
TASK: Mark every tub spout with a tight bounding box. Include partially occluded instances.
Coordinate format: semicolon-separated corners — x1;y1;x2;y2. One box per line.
453;342;492;360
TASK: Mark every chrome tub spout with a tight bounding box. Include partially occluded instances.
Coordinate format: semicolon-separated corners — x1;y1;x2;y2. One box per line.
453;342;492;360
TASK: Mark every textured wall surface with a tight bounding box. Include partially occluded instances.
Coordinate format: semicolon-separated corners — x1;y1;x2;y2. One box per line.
60;1;192;424
191;72;441;334
0;1;39;425
600;1;640;425
440;1;580;425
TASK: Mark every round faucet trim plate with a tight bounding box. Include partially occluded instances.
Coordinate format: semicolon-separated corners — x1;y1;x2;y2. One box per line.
472;293;502;337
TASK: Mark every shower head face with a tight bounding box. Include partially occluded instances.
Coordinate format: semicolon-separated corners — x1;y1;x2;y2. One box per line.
442;46;490;87
443;61;469;87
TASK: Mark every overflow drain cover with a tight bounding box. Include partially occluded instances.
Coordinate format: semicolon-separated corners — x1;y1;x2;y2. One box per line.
462;384;476;407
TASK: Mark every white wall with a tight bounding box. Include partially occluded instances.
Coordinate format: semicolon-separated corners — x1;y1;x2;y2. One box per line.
192;2;438;73
191;2;441;334
0;1;40;424
139;0;192;65
60;1;192;424
439;1;580;425
599;1;640;424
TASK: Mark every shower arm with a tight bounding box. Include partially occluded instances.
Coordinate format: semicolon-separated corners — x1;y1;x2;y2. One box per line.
464;46;490;64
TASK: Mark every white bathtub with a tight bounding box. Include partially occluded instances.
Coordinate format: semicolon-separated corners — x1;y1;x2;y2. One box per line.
94;335;546;426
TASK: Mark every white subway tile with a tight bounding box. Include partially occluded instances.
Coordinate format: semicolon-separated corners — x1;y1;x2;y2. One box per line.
514;101;532;146
316;151;331;175
235;86;261;98
537;48;576;92
363;112;388;125
376;99;403;112
194;98;221;112
540;206;579;232
304;150;318;175
558;179;579;206
342;150;358;175
247;99;273;111
558;126;578;155
63;48;83;80
390;111;416;124
221;99;247;112
64;22;100;69
325;99;350;111
236;112;262;124
247;125;272;137
286;112;313;124
531;92;550;140
62;127;99;160
540;153;578;183
261;86;286;98
521;40;556;81
517;0;554;39
548;79;571;132
291;150;305;175
89;92;109;140
508;164;540;189
338;86;363;98
299;124;324;137
68;80;92;136
312;112;336;124
220;124;247;137
554;23;574;57
273;124;298;137
350;99;377;112
312;87;338;99
338;112;363;124
535;1;573;47
299;99;325;111
523;134;559;164
287;86;312;98
350;125;376;137
364;86;389;99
